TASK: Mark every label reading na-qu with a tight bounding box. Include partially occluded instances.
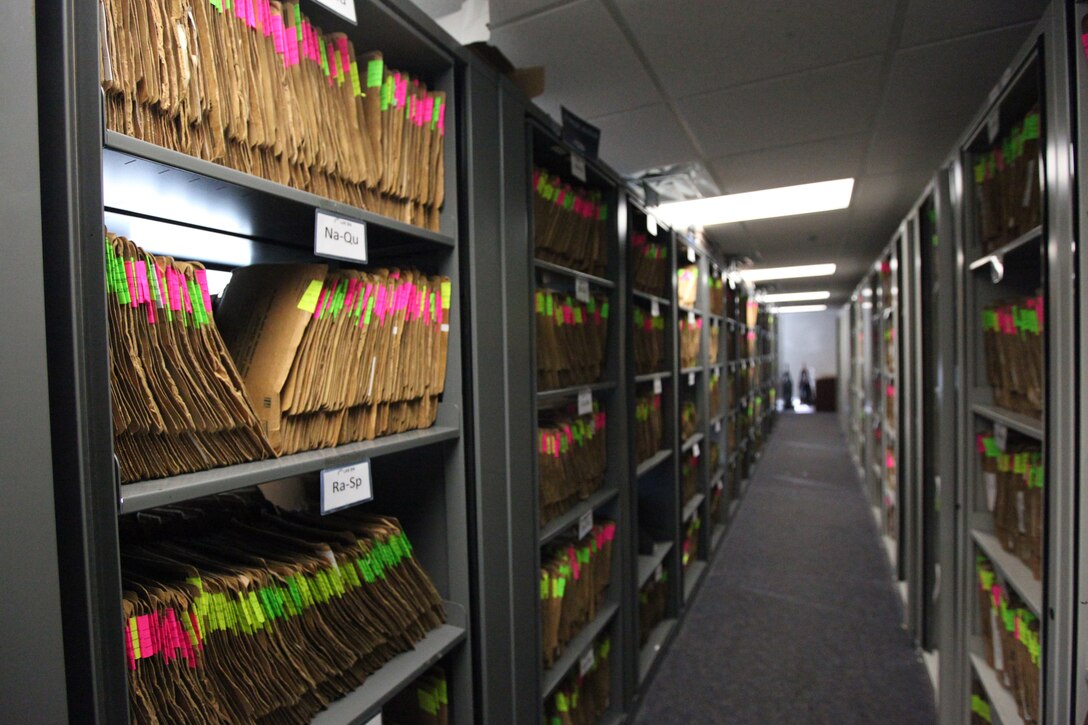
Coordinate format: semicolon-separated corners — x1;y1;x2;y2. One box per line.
578;510;593;540
570;153;587;182
308;0;357;24
575;278;591;303
315;209;367;263
577;389;593;416
653;377;663;395
320;459;372;514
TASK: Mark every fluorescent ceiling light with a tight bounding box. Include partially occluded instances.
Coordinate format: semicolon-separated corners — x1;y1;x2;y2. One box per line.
654;178;854;227
759;290;831;303
771;304;828;314
739;263;836;283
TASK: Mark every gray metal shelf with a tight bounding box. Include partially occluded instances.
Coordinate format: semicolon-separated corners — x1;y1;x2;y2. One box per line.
537;380;618;402
681;432;704;452
540;488;620;546
970;400;1044;440
120;424;460;514
970;652;1023;725
633;289;671;307
104;131;457;252
683;561;707;603
541;602;619;699
637;619;677;685
637;449;673;478
638;541;674;588
967;225;1044;271
711;524;726;552
681;366;702;376
313;603;468;725
635;371;672;383
682;493;705;523
534;259;617;289
972;529;1042;615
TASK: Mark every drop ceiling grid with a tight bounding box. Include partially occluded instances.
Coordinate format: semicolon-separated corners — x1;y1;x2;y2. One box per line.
484;0;1048;301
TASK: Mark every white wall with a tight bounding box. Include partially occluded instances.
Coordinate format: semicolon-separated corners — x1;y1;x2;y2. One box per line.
776;308;840;388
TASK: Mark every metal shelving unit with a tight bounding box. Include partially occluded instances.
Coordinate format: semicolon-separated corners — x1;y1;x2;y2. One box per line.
37;0;476;721
952;11;1075;723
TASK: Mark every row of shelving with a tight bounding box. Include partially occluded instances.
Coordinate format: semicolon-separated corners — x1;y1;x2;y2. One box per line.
11;0;791;722
840;5;1086;721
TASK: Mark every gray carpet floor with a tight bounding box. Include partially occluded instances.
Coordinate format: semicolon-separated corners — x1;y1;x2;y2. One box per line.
633;412;938;724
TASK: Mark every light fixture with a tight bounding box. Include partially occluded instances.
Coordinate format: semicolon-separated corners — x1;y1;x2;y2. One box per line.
739;263;836;283
771;304;828;314
654;178;854;227
759;290;831;303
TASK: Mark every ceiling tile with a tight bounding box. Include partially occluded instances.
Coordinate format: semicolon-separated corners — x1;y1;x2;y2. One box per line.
488;0;582;28
850;170;934;231
709;135;867;194
590;104;698;175
678;59;883;158
865;114;974;176
490;1;660;119
875;26;1035;128
900;0;1046;48
615;0;895;99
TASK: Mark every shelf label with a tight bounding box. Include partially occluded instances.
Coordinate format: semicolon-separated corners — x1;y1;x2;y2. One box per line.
994;423;1008;453
320;459;372;514
714;479;723;493
651;299;661;317
653;377;663;395
654;564;663;583
314;209;367;263
309;0;358;23
687;247;697;263
687;310;696;325
647;213;658;237
688;372;696;387
578;510;594;540
575;278;591;303
364;714;382;725
693;443;701;458
570;153;587;182
577;388;593;416
986;109;1000;144
579;647;595;676
714;420;722;434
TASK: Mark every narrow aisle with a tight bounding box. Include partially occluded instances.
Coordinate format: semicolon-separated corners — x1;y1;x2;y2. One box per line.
635;413;937;724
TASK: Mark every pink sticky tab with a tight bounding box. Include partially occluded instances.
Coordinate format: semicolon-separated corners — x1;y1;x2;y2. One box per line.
247;0;257;28
976;434;985;454
195;269;213;315
337;37;350;76
272;15;285;53
182;278;193;314
137;615;155;657
328;41;338;78
395;75;407;107
376;285;387;318
235;0;245;21
437;295;444;326
438;102;446;135
424;96;434;127
262;0;273;36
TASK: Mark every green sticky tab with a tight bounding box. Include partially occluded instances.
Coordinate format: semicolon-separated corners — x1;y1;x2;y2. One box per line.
554;576;567;599
298;280;324;313
432;97;443;131
541;574;549;599
536;291;545;314
418;689;438;715
601;302;609;319
1023;112;1040;141
441;281;452;309
349;61;363;97
367;58;384;88
556;693;569;713
294;6;302;41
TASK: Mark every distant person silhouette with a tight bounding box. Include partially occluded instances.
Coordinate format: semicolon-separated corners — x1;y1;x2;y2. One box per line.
798;364;813;406
781;367;793;411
